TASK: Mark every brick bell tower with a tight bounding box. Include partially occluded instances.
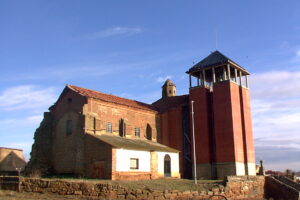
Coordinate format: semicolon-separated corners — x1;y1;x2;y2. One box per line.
186;51;256;179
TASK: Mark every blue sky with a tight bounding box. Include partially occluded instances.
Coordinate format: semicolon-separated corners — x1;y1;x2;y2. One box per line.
0;0;300;171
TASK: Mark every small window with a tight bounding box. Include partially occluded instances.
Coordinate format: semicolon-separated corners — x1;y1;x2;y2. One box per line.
119;118;126;137
106;122;112;133
66;120;72;135
134;128;140;137
146;124;152;140
130;158;139;169
67;98;72;103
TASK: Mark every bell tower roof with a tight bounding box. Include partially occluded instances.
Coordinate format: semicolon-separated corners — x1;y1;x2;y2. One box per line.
162;79;175;87
161;79;176;98
186;51;249;76
186;51;250;89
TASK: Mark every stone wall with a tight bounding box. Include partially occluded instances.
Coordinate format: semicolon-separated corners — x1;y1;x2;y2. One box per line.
84;134;112;179
265;176;300;200
25;112;54;176
52;89;86;175
1;176;266;200
225;176;265;199
274;175;300;191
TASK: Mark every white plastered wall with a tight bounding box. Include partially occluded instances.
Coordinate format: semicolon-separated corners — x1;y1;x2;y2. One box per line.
115;149;150;172
157;152;180;177
235;162;246;175
247;163;256;175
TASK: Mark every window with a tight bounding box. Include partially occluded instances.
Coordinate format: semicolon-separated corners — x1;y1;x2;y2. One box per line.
106;122;112;133
66;120;72;136
134;128;140;137
119;118;126;137
130;158;139;169
67;98;72;103
146;124;152;140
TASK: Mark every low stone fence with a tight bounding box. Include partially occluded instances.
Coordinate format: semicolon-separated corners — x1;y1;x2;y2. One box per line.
265;176;300;200
225;176;265;199
0;176;266;200
274;175;300;191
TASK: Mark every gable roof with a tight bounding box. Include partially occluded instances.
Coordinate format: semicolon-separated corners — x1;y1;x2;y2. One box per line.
67;85;157;112
89;134;179;153
0;151;26;171
152;95;189;113
186;50;249;75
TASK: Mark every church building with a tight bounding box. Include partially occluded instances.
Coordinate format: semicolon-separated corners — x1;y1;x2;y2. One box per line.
27;51;256;180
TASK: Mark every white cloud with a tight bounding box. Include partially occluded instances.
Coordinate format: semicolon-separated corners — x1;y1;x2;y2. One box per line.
85;27;142;39
0;115;43;128
250;70;300;99
250;70;300;171
156;75;171;83
296;49;300;57
0;85;58;111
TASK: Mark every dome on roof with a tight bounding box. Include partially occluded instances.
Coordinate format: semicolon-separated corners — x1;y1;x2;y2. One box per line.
162;79;176;98
163;79;175;87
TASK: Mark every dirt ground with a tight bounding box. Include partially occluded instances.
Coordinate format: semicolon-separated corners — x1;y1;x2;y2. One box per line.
0;190;97;200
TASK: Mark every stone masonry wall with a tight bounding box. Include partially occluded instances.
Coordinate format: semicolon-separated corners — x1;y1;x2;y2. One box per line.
225;176;265;199
25;112;54;176
0;176;266;200
265;176;300;200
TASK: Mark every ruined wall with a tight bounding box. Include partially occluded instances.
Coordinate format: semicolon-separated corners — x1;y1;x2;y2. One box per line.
84;98;158;141
51;89;86;175
25;112;54;175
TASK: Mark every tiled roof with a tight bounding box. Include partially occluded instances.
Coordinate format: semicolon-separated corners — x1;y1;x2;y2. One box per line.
187;50;248;74
67;85;157;112
88;134;179;152
152;95;189;113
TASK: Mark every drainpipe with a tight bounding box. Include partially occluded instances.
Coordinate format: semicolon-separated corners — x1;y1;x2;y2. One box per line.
191;100;197;184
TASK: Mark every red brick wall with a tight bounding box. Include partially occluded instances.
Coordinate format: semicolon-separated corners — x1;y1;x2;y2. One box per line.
189;87;212;164
240;87;255;163
160;112;169;146
159;107;184;176
213;81;244;163
87;98;158;141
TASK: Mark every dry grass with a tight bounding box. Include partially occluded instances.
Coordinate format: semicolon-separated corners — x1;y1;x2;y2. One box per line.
108;179;224;191
43;177;224;191
0;178;225;199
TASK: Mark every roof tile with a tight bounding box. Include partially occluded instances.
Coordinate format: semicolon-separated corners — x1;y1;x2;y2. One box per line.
68;85;157;112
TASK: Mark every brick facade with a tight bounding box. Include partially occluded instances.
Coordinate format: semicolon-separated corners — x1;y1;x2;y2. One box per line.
27;50;256;181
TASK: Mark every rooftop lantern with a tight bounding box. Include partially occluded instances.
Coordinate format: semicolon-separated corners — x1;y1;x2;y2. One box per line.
186;51;250;89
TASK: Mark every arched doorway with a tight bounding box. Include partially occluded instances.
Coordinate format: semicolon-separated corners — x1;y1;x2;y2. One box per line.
164;154;171;177
146;124;152;140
